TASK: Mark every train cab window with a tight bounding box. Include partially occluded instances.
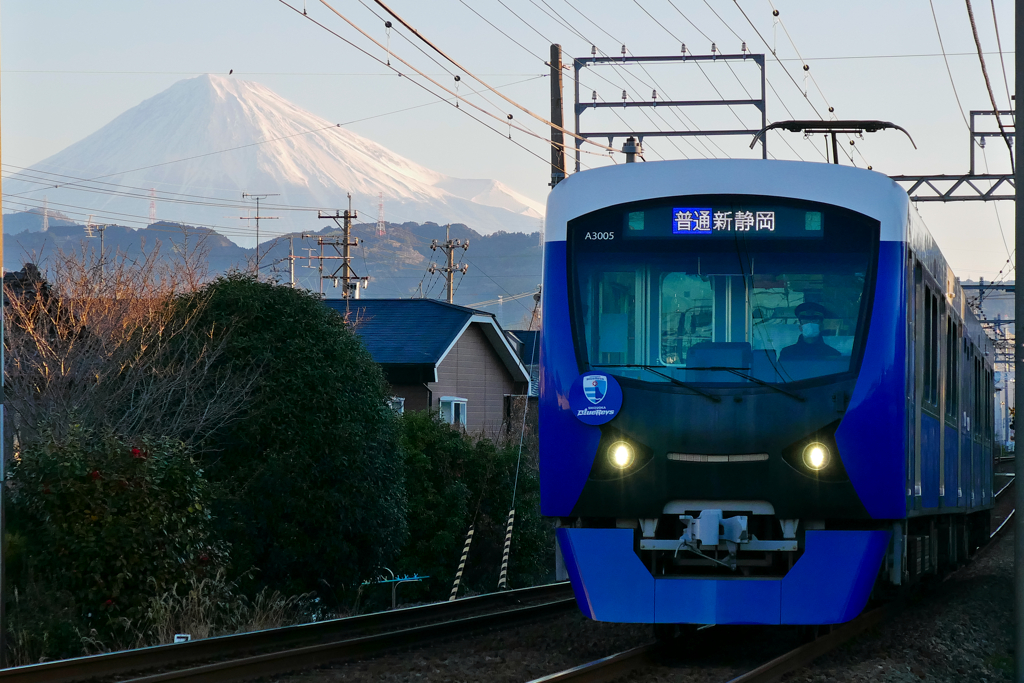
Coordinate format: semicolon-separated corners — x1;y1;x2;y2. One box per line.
582;270;640;366
569;196;879;385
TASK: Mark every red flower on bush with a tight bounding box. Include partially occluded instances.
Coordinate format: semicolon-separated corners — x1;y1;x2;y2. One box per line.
104;599;113;607
131;447;147;459
90;470;101;480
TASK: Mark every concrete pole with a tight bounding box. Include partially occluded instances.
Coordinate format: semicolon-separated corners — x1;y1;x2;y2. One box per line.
1014;2;1023;679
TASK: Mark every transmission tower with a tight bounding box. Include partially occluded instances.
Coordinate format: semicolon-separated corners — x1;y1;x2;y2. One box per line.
428;224;468;304
149;188;157;224
376;192;387;237
41;197;49;232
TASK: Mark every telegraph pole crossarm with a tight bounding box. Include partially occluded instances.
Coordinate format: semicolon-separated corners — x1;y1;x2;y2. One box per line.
427;224;468;304
240;192;279;276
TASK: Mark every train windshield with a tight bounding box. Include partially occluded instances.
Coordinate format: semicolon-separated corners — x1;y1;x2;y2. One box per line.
568;195;880;385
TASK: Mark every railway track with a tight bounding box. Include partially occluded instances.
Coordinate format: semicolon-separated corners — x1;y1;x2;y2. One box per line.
528;479;1017;683
0;583;573;683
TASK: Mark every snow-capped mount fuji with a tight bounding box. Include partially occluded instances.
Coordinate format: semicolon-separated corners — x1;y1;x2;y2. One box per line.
7;74;544;240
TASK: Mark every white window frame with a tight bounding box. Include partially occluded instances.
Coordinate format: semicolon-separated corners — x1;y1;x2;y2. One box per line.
439;396;468;426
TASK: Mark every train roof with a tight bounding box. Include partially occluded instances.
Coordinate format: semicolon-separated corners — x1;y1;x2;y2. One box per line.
545;159;907;243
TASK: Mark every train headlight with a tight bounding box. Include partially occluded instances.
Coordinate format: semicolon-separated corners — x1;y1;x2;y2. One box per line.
802;442;830;470
609;441;635;469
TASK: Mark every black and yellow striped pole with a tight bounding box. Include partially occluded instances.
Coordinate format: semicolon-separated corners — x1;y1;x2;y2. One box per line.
497;509;515;590
448;525;474;601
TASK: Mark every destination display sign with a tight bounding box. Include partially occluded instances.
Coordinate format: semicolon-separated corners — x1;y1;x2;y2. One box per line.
614;203;825;240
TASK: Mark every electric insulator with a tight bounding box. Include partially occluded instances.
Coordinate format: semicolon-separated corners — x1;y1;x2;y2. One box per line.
711;42;716;53
385;20;392;28
454;75;460;82
828;106;834;112
742;42;747;53
773;9;779;16
652;89;657;100
681;42;686;54
621;44;627;56
622;90;627;101
592;90;597;102
803;64;809;71
591;45;597;56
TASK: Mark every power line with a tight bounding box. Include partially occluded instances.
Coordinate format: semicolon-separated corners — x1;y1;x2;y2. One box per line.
964;0;1014;171
276;0;597;166
361;0;619;154
929;0;971;131
986;0;1013;110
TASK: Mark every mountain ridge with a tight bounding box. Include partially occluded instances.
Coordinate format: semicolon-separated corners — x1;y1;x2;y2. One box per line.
6;74;544;241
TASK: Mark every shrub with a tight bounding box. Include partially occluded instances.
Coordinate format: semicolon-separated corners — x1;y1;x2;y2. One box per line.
389;411;551;606
8;425;225;654
182;275;407;603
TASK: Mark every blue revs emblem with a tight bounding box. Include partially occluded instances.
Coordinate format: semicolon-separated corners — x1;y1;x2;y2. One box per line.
583;375;607;404
569;372;623;425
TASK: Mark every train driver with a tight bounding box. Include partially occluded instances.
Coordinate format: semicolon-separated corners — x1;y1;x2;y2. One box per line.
779;301;841;362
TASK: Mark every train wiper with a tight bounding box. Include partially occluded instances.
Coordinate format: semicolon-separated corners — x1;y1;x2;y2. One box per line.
591;364;721;402
638;366;721;403
686;367;806;403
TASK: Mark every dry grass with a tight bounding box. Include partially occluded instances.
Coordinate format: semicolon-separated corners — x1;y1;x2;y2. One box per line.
146;571;317;644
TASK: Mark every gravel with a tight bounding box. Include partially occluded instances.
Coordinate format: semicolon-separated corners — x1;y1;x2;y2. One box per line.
266;611;652;682
781;528;1014;683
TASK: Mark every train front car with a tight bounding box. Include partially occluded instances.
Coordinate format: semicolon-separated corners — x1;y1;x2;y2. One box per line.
541;159;991;626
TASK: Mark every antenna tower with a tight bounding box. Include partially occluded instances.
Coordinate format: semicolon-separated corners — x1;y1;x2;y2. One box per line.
376;192;386;237
41;197;49;232
149;188;157;224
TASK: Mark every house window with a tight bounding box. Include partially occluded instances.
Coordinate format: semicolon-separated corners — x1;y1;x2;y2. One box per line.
389;396;405;414
439;396;468;426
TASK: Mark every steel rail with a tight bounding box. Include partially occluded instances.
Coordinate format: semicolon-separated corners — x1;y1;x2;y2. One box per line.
524;644;658;683
120;598;573;683
0;583;571;683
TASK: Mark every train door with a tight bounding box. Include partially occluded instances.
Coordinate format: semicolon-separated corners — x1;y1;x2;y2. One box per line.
961;340;973;508
920;285;941;509
911;261;923;508
942;316;959;507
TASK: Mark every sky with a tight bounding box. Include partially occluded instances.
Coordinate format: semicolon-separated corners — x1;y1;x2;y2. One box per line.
1;0;1017;280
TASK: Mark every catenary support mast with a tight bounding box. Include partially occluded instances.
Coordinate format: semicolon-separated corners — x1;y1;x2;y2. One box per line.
1015;1;1022;680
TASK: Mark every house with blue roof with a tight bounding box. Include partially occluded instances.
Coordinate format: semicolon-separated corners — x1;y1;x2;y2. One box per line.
323;299;530;434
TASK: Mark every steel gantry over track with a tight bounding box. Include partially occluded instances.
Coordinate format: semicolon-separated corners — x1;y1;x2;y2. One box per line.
572;51;767;172
891;109;1016;202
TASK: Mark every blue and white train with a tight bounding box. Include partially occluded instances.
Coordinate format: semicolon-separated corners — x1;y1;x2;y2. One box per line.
540;159;995;626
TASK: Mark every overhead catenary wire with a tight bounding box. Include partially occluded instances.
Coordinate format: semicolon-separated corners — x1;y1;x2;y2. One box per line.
963;0;1014;172
986;0;1013;111
929;0;971;131
362;0;620;155
277;0;605;166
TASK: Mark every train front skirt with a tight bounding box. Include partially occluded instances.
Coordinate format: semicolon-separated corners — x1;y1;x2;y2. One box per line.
556;527;890;625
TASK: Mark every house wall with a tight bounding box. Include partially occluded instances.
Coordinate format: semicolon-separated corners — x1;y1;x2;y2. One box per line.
389;383;431;413
433;323;519;434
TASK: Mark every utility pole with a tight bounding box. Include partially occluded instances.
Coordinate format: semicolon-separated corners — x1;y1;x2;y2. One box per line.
550;44;566;187
0;21;7;665
428;224;468;304
1015;3;1023;678
241;192;279;276
302;194;368;299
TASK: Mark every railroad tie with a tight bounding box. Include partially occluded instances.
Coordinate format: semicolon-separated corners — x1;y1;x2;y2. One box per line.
497;508;515;590
449;524;475;601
